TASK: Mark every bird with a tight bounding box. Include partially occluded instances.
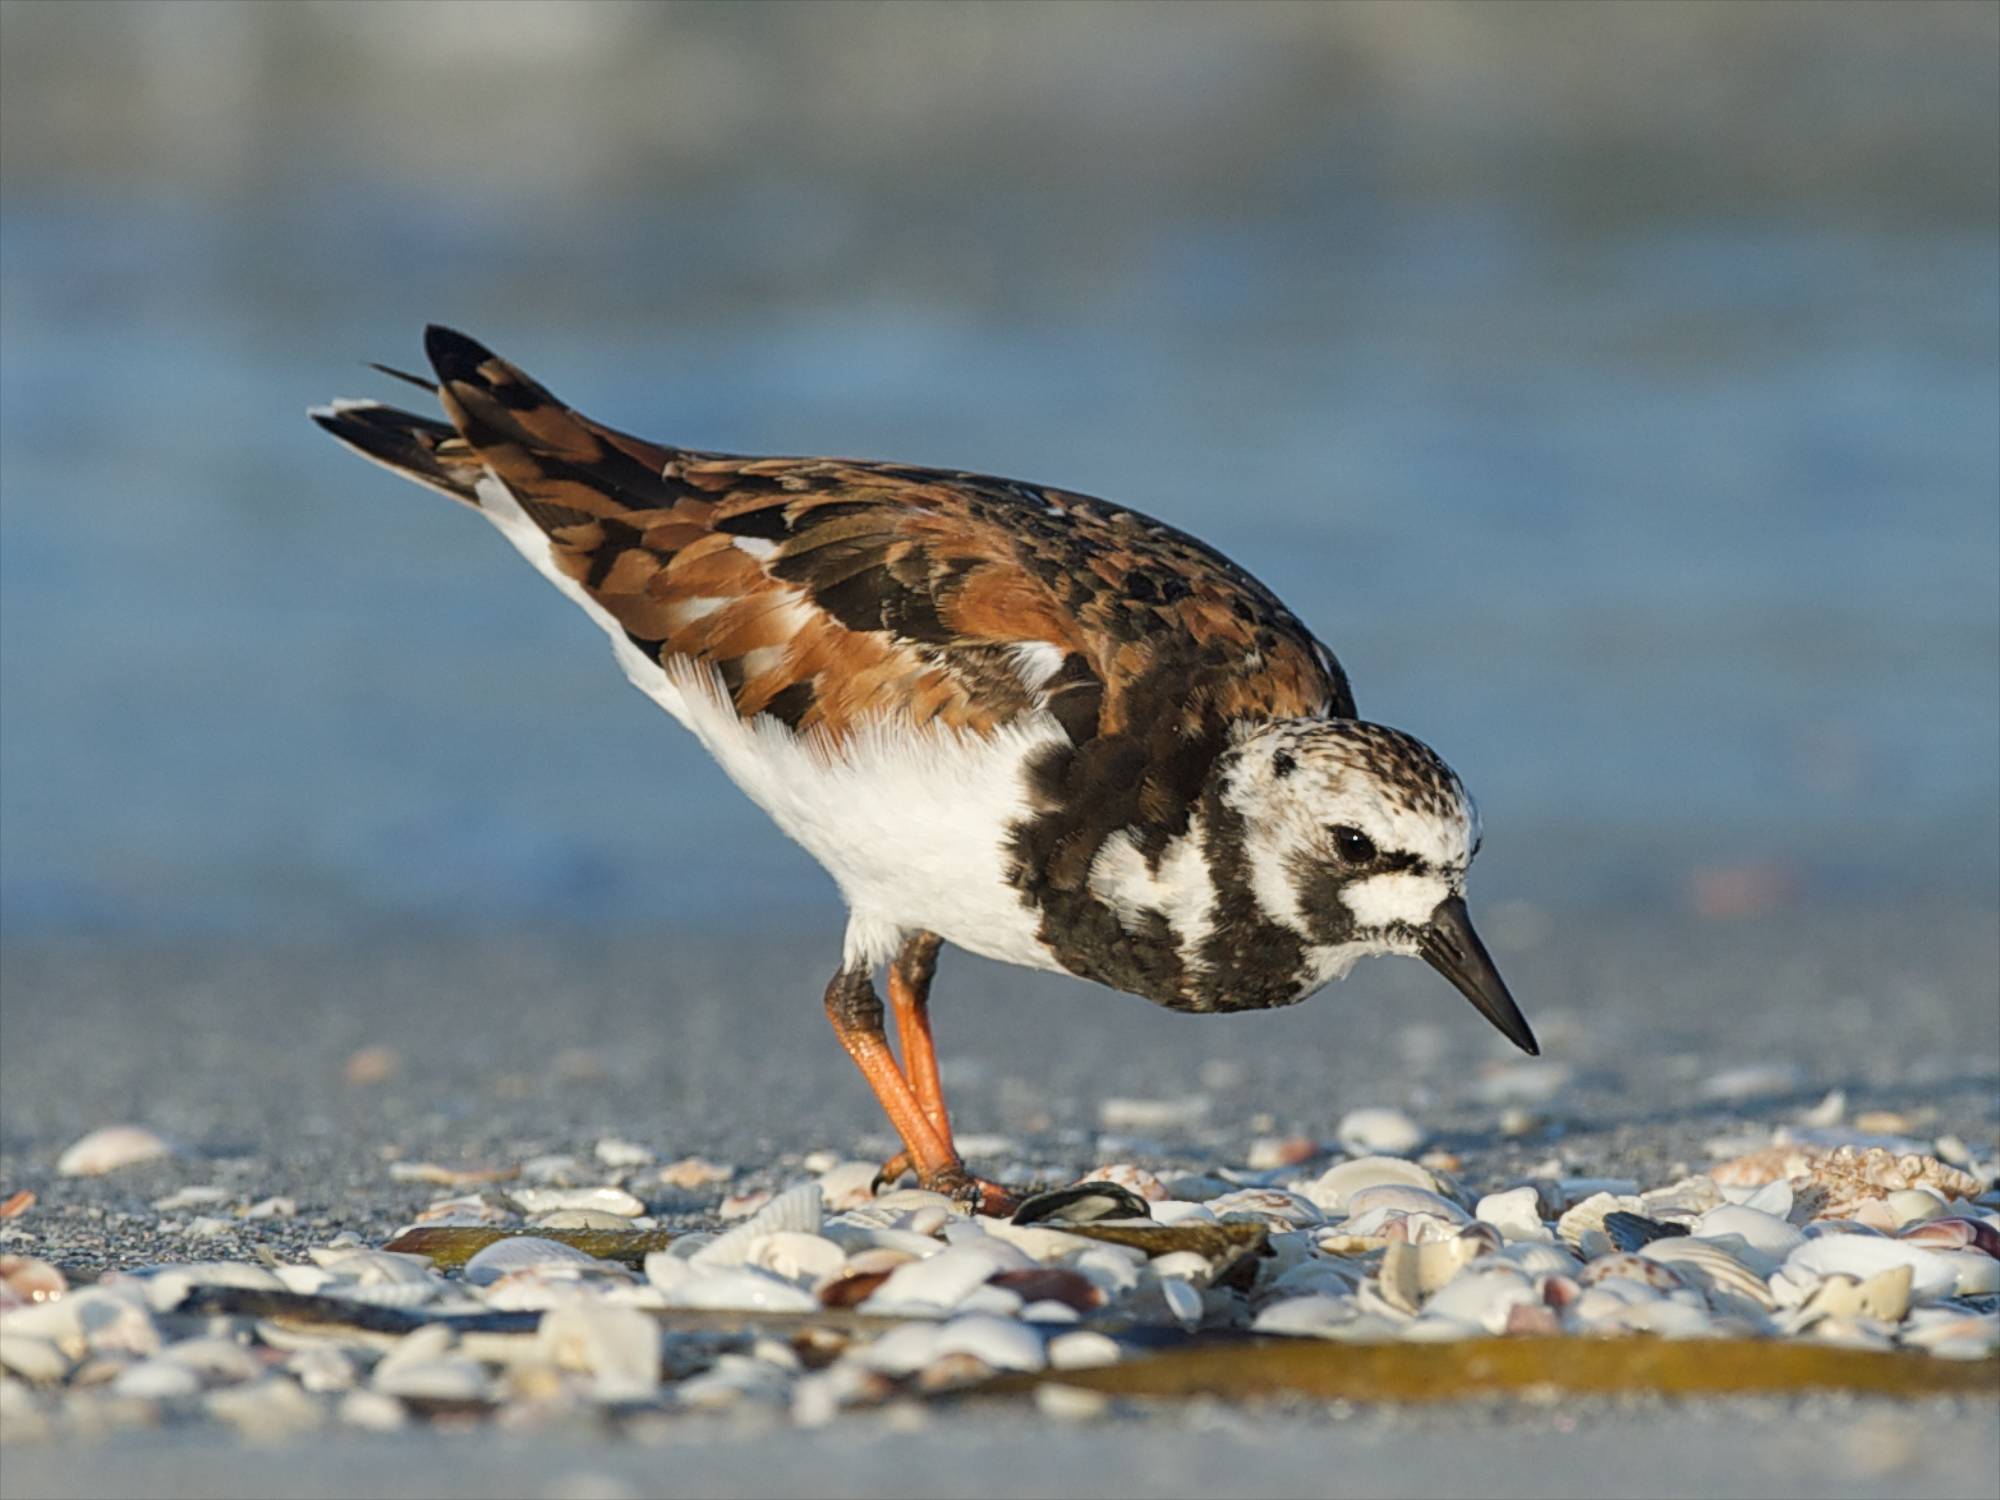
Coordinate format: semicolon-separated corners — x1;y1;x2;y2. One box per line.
313;326;1538;1215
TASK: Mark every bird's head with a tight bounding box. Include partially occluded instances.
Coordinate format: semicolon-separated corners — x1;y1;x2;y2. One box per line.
1216;718;1537;1054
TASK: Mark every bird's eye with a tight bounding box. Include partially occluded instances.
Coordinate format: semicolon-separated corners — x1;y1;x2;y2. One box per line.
1332;825;1376;864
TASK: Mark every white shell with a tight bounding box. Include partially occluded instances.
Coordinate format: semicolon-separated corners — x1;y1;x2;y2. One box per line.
1252;1294;1356;1337
536;1304;661;1400
372;1358;490;1401
743;1231;848;1285
933;1312;1045;1372
1204;1188;1324;1227
1299;1156;1438;1212
1343;1185;1472;1226
1476;1186;1553;1243
111;1357;204;1399
1782;1235;1961;1304
859;1244;1011;1315
1640;1238;1778;1310
1335;1107;1425;1156
1160;1277;1203;1330
1693;1205;1804;1259
1422;1266;1540;1334
461;1236;603;1286
56;1125;173;1177
509;1186;645;1218
1047;1330;1122;1370
663;1267;818;1312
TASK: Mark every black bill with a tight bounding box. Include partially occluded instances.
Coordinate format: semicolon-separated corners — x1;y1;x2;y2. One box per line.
1418;895;1539;1056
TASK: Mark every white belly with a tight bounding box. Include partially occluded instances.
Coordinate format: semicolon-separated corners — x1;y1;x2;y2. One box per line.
472;476;1068;973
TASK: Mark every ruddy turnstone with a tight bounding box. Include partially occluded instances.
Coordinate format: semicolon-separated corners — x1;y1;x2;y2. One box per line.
314;327;1537;1214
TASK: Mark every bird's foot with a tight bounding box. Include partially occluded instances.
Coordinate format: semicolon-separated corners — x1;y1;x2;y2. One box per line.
872;1152;1022;1218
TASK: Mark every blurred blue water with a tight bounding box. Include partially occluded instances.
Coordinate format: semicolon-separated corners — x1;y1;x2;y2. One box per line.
2;189;1995;942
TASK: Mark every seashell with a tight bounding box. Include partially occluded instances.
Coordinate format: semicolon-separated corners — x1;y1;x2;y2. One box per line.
817;1269;893;1309
593;1136;653;1169
678;1351;795;1408
653;1156;733;1190
329;1280;443;1310
1019;1299;1082;1323
152;1185;229;1212
1702;1063;1803;1102
1497;1241;1584;1278
158;1335;261;1385
1247;1135;1322;1171
308;1248;436;1283
286;1346;359;1394
373;1358;490;1401
1150;1200;1219;1226
860;1244;1012;1315
1640;1237;1778;1310
1343;1185;1469;1226
692;1184;824;1266
536;1304;661;1400
1012;1182;1153;1226
241;1196;295;1221
815;1161;881;1212
1159;1277;1204;1330
990;1268;1101;1313
338;1389;409;1431
1794;1265;1913;1326
743;1231;847;1286
0;1255;67;1305
1299;1156;1439;1213
719;1189;773;1219
1579;1253;1687;1292
860;1321;944;1376
1939;1249;2000;1297
1557;1192;1643;1258
1265;1260;1363;1301
0;1333;70;1383
1036;1383;1112;1420
1505;1303;1563;1337
1585;1298;1718;1339
1540;1274;1582;1309
1884;1189;1948;1227
1253;1294;1357;1337
1476;1186;1553;1244
388;1161;517;1188
1422;1267;1539;1334
1047;1330;1122;1370
509;1186;645;1218
0;1189;34;1220
1603;1212;1687;1253
1899;1309;2000;1354
1097;1096;1210;1132
143;1261;287;1312
462;1236;602;1286
933;1312;1045;1372
1556;1178;1642;1209
1898;1216;2000;1257
1335;1107;1425;1156
271;1265;334;1296
1782;1235;1960;1304
1692;1204;1805;1260
204;1377;325;1439
1710;1144;1979;1220
1203;1188;1324;1227
1073;1164;1170;1203
661;1267;819;1313
56;1125;173;1177
111;1357;204;1399
1741;1177;1794;1219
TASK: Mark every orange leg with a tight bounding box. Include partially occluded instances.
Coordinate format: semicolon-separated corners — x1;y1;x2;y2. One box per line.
825;950;1021;1217
888;932;950;1140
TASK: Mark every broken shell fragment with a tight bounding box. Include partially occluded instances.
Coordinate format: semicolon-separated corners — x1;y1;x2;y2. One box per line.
56;1125;174;1177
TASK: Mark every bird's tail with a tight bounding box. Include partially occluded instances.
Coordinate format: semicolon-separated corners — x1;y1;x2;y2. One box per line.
311;326;682;526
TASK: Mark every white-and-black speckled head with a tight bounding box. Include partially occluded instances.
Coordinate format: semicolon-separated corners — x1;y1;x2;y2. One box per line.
1218;718;1536;1053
